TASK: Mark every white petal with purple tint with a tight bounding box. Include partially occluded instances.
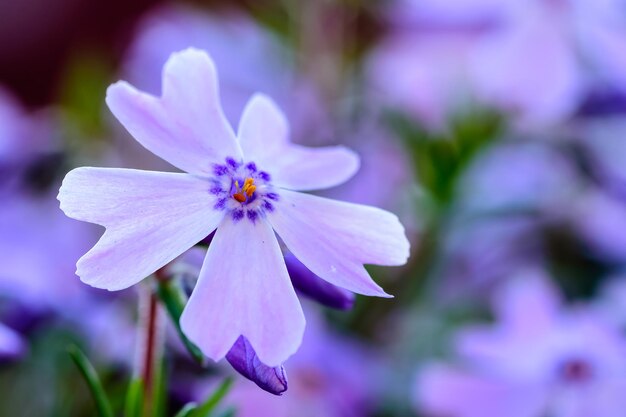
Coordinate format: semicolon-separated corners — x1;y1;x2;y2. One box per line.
106;48;241;174
237;94;359;191
58;167;223;290
180;216;305;367
238;94;289;163
269;190;409;297
267;145;360;191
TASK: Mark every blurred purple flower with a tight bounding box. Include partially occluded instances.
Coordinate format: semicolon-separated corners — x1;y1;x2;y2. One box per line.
573;190;626;261
439;217;541;298
0;192;95;311
0;322;25;359
383;0;508;28
0;87;95;312
0;87;57;190
367;32;478;130
58;49;410;366
371;0;626;128
577;117;626;194
123;4;329;143
459;141;579;213
415;271;626;417
594;274;626;328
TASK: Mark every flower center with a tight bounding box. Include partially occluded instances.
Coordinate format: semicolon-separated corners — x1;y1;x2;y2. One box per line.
558;358;593;384
210;157;279;222
232;177;256;203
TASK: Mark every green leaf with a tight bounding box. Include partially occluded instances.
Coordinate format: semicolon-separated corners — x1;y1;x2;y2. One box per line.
174;403;198;417
124;378;143;417
190;377;234;417
157;279;206;365
67;345;114;417
154;354;168;417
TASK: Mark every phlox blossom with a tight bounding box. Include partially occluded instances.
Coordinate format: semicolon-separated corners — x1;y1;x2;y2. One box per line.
58;48;410;366
415;271;626;417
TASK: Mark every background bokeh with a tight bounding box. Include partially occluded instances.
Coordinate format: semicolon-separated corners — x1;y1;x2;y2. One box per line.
3;0;626;416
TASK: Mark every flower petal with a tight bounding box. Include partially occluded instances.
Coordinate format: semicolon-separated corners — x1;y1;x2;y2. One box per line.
268;190;410;297
238;94;289;162
237;94;359;191
180;215;305;366
58;167;223;290
226;336;288;395
106;48;241;174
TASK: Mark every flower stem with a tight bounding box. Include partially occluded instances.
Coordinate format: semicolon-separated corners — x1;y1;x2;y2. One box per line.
136;278;164;417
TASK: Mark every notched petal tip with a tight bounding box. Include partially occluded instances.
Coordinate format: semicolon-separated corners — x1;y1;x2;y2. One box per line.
75;256;136;292
162;47;219;92
105;80;146;109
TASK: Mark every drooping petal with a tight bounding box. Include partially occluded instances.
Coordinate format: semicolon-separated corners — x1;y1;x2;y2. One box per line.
226;336;288;395
237;94;359;191
268;190;409;297
106;48;241;175
285;252;355;310
58;167;223;290
180;216;305;366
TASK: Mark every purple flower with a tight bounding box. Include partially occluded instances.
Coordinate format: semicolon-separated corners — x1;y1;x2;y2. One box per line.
58;48;410;366
415;271;626;417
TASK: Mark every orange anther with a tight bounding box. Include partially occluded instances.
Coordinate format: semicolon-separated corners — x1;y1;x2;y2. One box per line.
233;192;246;203
245;185;256;196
